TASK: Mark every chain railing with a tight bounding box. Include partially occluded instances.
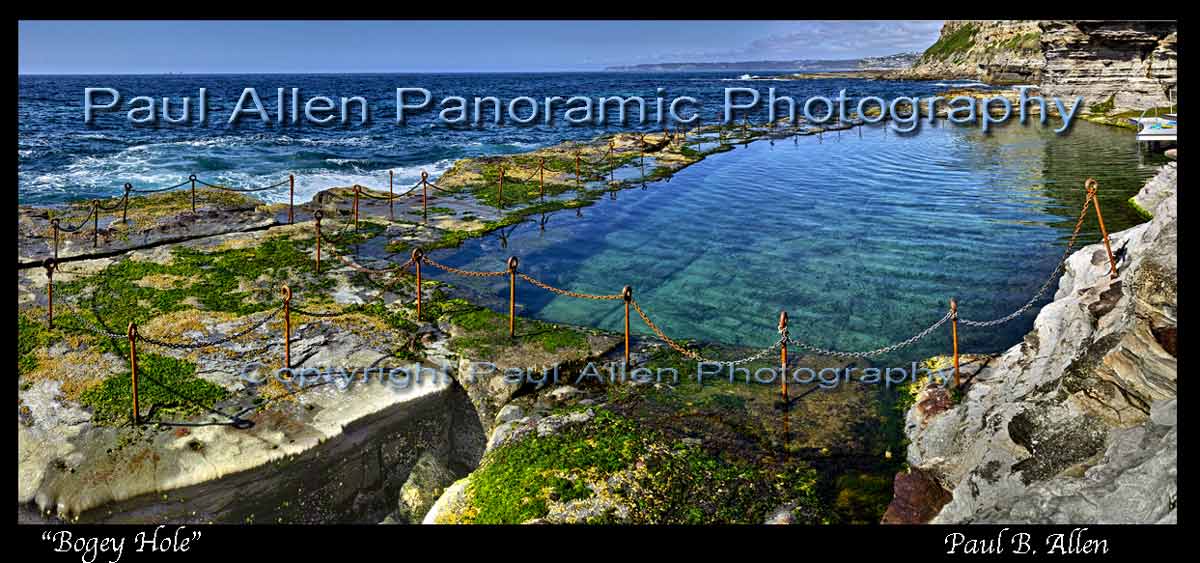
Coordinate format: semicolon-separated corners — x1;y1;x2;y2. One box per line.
135;305;285;351
959;189;1097;327
787;309;954;360
28;177;1122;428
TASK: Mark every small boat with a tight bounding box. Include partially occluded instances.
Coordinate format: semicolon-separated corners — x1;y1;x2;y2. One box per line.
1133;115;1177;143
1132;92;1177;145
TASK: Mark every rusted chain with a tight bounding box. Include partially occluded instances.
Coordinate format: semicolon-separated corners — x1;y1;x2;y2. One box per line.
50;304;128;338
630;297;698;359
195;178;290;193
787;309;954;359
422;255;507;278
425;182;454;193
580;143;615;166
960;191;1094;327
52;205;97;233
518;164;542;185
518;272;623;300
630;298;781;365
289;303;353;318
136;305;284;350
95;193;129;211
130;179;191;193
359;182;420;200
316;221;361;246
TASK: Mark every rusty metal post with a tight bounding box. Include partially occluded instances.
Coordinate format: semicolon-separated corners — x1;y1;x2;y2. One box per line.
508;256;519;338
128;321;139;425
779;311;789;401
498;166;505;209
44;260;55;329
575;152;581;184
412;248;424;321
950;298;960;388
189;174;197;214
388;170;394;220
353;185;361;230
122;183;132;223
622;286;633;366
421;171;429;219
314;210;323;274
91;200;99;248
282;285;292;369
289;174;295;224
1086;179;1119;279
50;219;59;262
538;157;545;199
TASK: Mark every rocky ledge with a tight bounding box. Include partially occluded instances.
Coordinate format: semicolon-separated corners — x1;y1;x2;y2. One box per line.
886;161;1177;524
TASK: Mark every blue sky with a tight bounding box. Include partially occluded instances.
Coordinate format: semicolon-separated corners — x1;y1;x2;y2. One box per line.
19;20;944;74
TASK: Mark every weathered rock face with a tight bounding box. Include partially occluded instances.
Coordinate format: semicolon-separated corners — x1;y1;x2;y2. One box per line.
894;162;1177;524
1132;161;1177;218
1040;21;1177;113
901;21;1045;83
901;20;1177;113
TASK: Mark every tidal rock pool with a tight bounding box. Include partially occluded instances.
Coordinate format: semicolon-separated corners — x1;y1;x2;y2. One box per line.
424;119;1164;365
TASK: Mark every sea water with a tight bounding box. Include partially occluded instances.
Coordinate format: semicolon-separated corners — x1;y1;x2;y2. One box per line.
19;73;1166;362
423;119;1165;364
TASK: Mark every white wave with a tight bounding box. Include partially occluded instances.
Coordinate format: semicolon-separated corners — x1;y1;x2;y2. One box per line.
271;159;457;204
76;133;125;142
933;81;990;88
123;133;381;152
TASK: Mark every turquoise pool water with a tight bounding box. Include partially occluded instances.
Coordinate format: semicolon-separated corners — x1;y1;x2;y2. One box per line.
425;120;1165;364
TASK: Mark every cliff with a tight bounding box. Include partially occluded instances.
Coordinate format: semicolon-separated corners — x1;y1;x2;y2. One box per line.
1039;21;1177;113
900;21;1044;84
886;162;1177;524
902;20;1177;113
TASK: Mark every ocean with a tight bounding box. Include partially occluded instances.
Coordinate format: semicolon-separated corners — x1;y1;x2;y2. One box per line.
19;72;1165;357
21;72;964;206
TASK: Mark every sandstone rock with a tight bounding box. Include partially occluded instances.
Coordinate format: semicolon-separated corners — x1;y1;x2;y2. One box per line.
900;162;1177;524
494;404;524;425
974;399;1176;524
897;21;1045;83
421;478;470;524
881;468;952;524
1040;21;1176;112
547;385;581;403
897;21;1176;113
1131;161;1177;218
387;451;458;524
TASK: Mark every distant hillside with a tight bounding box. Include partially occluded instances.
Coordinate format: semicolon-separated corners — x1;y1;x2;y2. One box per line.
604;52;919;72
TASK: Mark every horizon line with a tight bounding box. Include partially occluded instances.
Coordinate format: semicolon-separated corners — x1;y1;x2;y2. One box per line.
18;68;857;76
